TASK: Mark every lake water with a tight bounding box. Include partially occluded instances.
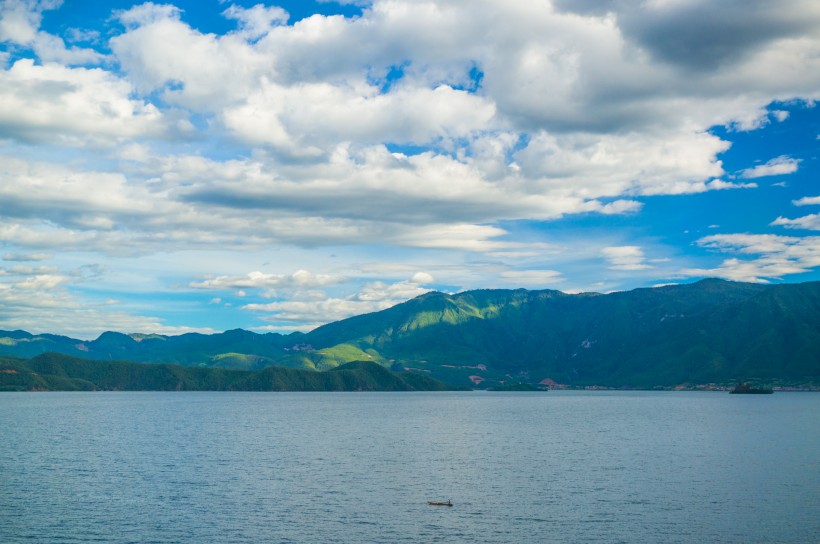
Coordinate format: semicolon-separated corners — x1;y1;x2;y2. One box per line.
1;391;819;543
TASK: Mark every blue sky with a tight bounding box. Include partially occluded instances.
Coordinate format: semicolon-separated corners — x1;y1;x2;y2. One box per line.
1;0;819;338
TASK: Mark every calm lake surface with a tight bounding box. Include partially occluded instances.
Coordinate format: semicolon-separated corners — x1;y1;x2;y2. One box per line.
1;391;819;543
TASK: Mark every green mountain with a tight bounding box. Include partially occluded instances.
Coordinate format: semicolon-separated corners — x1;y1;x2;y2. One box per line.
1;279;819;388
0;353;458;392
302;279;818;387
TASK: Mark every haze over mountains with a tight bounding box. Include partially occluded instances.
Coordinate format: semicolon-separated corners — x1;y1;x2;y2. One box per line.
2;279;819;389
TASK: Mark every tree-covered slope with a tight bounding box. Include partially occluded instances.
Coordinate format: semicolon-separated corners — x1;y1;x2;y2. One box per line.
0;354;458;392
299;279;819;387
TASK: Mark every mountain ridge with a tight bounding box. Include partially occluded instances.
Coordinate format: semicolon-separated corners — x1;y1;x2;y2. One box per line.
1;278;819;388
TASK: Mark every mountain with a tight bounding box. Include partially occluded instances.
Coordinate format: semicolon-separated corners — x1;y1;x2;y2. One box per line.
0;353;459;392
1;279;819;388
301;279;820;387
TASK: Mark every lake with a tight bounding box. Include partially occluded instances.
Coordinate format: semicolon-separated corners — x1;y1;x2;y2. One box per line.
1;391;818;543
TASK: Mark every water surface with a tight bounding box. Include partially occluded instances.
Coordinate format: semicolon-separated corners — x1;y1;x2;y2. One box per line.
1;391;818;543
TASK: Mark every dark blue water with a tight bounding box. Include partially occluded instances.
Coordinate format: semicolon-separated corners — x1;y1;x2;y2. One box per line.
1;391;818;543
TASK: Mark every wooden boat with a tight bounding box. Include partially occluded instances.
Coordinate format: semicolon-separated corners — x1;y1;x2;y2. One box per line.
428;500;452;506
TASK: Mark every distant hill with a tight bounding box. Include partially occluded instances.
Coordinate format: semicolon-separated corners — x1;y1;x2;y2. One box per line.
2;279;819;388
0;354;458;392
0;328;295;369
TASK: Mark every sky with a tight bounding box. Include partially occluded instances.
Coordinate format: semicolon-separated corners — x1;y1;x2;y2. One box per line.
0;0;819;339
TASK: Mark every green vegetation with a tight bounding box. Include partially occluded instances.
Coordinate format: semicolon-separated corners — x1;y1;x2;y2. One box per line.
0;354;460;392
487;383;541;391
729;382;774;394
209;352;278;371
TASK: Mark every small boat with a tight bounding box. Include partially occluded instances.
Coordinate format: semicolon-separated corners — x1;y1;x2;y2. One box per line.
428;500;452;507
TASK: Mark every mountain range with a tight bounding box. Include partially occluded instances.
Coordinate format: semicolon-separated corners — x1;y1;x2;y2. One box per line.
2;278;819;389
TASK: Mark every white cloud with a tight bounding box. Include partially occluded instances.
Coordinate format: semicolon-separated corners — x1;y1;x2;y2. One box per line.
106;0;820;203
0;156;167;234
601;246;653;271
0;0;55;44
110;9;271;109
705;179;758;190
0;0;104;64
514;130;733;198
115;2;181;28
410;271;435;284
0;258;213;338
353;279;430;302
771;214;820;230
681;233;820;282
739;155;801;179
242;277;433;328
772;110;790;122
0;60;165;145
79;0;819;261
793;196;820;206
30;31;105;65
770;194;820;230
64;27;100;44
222;4;289;40
136;149;651;249
393;223;509;251
190;269;345;290
223;82;496;153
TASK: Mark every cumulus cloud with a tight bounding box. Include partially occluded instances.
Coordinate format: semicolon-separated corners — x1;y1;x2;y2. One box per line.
612;0;820;72
223;82;496;153
0;60;165;145
0;0;60;44
222;4;289;40
88;0;818;248
514;130;734;198
0;0;104;64
106;0;820;194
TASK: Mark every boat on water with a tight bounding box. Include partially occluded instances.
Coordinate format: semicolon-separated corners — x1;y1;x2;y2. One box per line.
730;383;773;394
428;500;452;507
